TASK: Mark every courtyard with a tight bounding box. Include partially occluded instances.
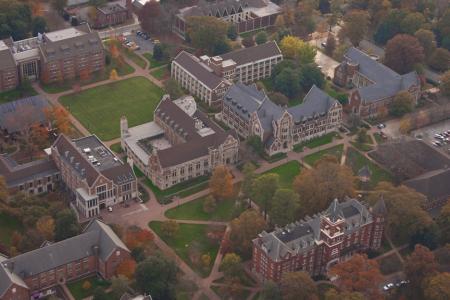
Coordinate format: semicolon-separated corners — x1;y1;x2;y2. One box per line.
59;77;164;141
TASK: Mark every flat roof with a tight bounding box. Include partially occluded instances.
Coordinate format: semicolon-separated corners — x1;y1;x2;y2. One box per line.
45;27;86;42
73;136;122;172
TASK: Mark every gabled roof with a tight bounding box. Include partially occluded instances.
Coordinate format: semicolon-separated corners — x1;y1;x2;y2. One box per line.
0;255;28;298
343;47;419;102
404;168;450;202
0;220;129;292
220;41;282;66
178;0;268;19
173;51;225;90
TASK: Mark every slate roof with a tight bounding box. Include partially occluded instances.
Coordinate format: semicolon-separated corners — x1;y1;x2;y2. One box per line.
154;97;237;168
0;255;28;298
343;47;419;102
404;168;450;202
253;198;374;261
220;41;282;66
0;96;50;133
0;220;129;296
173;51;225;90
0;155;59;188
178;0;268;19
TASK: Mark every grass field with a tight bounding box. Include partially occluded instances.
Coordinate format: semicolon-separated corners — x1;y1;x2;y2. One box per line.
124;49;147;69
60;77;163;141
109;142;123;154
150;67;170;80
144;53;168;69
304;144;344;166
149;222;225;277
0;212;23;246
165;197;244;221
261;160;302;188
346;147;393;188
0;85;38;104
67;276;111;300
350;141;374;152
294;132;341;152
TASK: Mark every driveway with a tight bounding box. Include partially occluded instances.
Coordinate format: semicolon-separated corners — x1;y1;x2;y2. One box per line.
315;51;339;79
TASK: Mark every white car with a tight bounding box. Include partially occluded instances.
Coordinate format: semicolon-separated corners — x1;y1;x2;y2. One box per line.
377;123;386;129
432;141;442;147
108;206;113;212
383;283;394;291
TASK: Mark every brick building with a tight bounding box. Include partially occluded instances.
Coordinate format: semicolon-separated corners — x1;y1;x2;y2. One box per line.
333;47;420;118
94;2;132;29
52;135;137;219
0;24;104;92
171;41;282;106
221;83;342;155
0;220;130;300
121;95;239;190
173;0;281;38
252;197;386;282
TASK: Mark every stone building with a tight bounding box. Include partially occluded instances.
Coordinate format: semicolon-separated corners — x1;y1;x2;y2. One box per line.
333;47;420;118
0;24;104;91
51;135;137;219
0;220;131;300
171;41;282;107
173;0;281;38
221;83;342;155
252;197;386;282
121;95;239;190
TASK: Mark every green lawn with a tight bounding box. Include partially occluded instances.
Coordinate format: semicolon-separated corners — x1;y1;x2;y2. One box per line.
133;165;145;178
0;212;23;246
60;77;164;141
373;132;386;144
261;160;302;188
150;67;169;80
143;53;168;69
124;49;147;69
149;222;225;277
165;197;244;221
350;141;374;152
144;175;210;204
304;144;344;166
109;142;123;154
0;85;38;104
67;276;111;300
41;53;135;94
346;147;393;188
295;132;341;151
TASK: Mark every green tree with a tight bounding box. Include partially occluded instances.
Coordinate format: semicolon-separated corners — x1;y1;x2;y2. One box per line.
340;10;369;46
164;79;184;99
414;29;437;57
220;253;242;278
227;24;238;41
229;210;266;257
280;271;318;300
298;64;325;92
31;16;47;37
160;220;179;237
274;68;301;98
428;48;450;72
241;162;256;199
269;189;300;226
247;135;264;156
384;34;424;74
135;256;178;300
54;209;80;241
187;16;228;55
255;31;268;45
373;9;407;45
252;173;280;218
389;90;415;117
400;12;425;35
92;287;108;300
259;280;282;300
110;275;130;300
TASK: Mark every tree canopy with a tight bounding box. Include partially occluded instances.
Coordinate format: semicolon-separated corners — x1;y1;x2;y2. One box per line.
384;34;424;74
187;16;229;55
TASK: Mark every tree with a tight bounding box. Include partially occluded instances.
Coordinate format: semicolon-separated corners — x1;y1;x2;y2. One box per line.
373;9;406;45
54;209;80;241
213;39;231;55
135;255;177;300
187;16;228;55
110;275;130;300
229;210;266;257
404;244;438;292
242;35;255;48
252;173;279;218
259;280;282;300
164;79;184;99
279;271;318;300
356;128;368;144
368;182;434;241
209;165;234;200
152;44;164;61
438;200;450;244
268;92;289;106
227;24;238;41
45;106;71;135
400;12;425;35
409;223;439;250
82;280;92;290
441;71;450;98
293;158;355;217
298;64;325;92
329;254;383;299
269;189;300;226
203;195;217;213
247;135;264;156
325;34;336;56
389;90;415;117
415;29;437;58
220;253;242;278
51;0;67;13
160;220;179;237
241;162;256;199
424;273;450;300
340;10;369;46
279;36;316;64
324;289;365;300
29;123;49;151
92;287;108;300
274;68;301;98
31;16;47;37
255;31;268;45
36;215;55;241
428;48;450;72
201;253;211;268
116;259;136;279
138;0;161;34
384;34;424;74
0;176;8;204
109;69;119;81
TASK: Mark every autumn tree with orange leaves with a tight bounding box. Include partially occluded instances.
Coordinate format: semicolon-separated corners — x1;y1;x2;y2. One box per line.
209;165;234;200
404;244;438;293
124;227;154;251
116;258;137;279
45;106;71;135
329;254;383;300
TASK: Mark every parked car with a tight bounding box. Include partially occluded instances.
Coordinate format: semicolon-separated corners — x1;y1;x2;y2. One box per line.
321;42;327;47
377;123;386;129
432;141;442;147
383;283;394;291
108;206;113;212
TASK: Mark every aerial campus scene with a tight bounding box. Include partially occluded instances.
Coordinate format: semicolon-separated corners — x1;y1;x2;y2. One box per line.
0;0;450;299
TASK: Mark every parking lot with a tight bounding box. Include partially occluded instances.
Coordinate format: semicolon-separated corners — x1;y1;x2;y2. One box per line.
123;31;154;54
411;119;450;153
